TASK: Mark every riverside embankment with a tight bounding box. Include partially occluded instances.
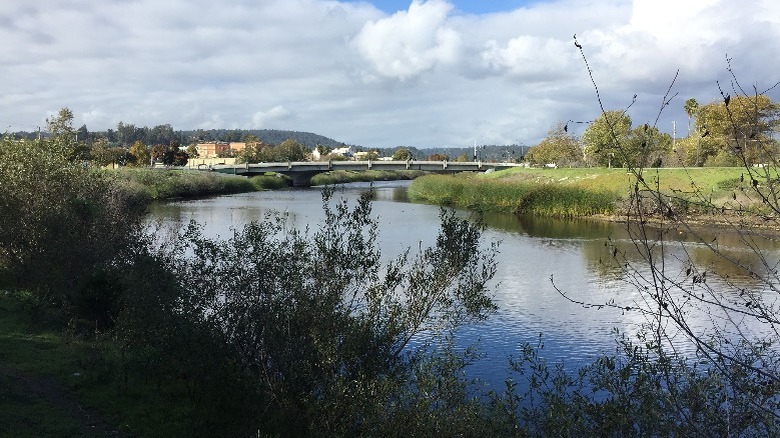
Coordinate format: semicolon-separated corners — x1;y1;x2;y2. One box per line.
408;167;761;222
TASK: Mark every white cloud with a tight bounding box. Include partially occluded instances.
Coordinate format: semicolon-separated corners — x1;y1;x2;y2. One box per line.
2;0;780;147
479;36;575;81
252;106;294;128
353;0;460;80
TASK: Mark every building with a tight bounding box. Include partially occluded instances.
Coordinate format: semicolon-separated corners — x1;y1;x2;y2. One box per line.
196;142;246;158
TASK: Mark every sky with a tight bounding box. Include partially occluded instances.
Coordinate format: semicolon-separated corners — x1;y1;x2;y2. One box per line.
2;0;780;148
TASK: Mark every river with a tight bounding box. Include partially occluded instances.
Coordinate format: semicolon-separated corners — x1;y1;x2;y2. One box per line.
147;180;780;392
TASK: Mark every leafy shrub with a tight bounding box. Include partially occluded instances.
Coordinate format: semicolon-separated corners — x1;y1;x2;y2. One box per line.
119;188;503;435
0;135;147;324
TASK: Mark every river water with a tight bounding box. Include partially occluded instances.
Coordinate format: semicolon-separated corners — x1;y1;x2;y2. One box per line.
147;180;780;392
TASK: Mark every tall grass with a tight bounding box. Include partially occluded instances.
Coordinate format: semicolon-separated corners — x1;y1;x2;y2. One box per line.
311;170;426;186
112;168;258;200
408;173;618;217
410;167;752;218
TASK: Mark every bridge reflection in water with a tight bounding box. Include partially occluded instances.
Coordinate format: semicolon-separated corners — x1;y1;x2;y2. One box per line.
200;160;522;186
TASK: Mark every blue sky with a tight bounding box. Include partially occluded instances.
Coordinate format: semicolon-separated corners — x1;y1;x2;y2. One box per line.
3;0;780;148
348;0;541;14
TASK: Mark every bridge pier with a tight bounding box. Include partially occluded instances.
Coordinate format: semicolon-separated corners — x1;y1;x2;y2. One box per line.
288;171;321;187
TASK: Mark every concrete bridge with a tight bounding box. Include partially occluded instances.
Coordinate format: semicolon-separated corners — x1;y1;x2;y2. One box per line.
202;160;522;186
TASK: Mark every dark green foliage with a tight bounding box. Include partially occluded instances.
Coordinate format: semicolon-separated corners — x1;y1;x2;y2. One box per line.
392;147;414;160
114;168;256;199
117;187;501;435
500;331;780;436
249;173;291;190
0;135;147;323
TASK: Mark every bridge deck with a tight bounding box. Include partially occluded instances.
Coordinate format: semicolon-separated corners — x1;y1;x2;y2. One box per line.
199;160;522;186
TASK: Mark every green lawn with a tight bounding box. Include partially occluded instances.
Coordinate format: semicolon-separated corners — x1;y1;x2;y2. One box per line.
410;167;760;217
488;166;749;196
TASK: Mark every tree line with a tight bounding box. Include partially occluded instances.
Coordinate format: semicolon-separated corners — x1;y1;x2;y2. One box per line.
525;94;780;168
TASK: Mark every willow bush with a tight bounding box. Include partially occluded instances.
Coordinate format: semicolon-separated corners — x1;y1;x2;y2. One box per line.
0;135;147;327
116;188;505;436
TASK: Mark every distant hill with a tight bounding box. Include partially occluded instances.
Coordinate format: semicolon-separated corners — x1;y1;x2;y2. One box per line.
178;129;348;149
10;125;529;161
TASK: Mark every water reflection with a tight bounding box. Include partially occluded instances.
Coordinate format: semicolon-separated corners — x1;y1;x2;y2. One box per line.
147;181;780;391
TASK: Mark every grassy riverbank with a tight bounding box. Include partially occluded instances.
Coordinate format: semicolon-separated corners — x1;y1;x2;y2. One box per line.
0;290;195;436
409;167;752;218
110;168;287;200
110;168;426;201
310;169;427;185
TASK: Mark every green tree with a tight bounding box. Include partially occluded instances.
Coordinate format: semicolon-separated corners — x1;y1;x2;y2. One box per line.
582;110;632;167
693;94;780;166
149;144;166;165
120;189;500;435
271;139;307;162
116;121;138;146
684;97;699;135
0;134;148;325
216;147;236;158
129;140;150;166
90;137;115;167
161;143;187;166
527;122;583;166
46;107;75;137
149;124;176;145
392;148;413;160
624;124;673;168
44;107;89;161
185;143;199;158
316;144;333;157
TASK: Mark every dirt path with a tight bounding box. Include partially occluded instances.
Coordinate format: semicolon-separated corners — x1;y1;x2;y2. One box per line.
0;362;122;436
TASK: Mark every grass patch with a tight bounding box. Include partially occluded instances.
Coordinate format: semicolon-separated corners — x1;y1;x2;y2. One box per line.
111;168;258;200
248;173;291;190
411;167;756;218
311;169;427;185
0;291;194;436
0;291;101;436
409;173;618;217
491;166;750;196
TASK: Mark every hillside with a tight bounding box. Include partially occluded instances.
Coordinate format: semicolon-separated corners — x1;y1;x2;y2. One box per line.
178;129;348;148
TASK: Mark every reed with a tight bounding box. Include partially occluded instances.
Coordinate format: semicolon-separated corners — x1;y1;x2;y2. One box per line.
409;173;618;217
311;169;426;185
112;168;256;200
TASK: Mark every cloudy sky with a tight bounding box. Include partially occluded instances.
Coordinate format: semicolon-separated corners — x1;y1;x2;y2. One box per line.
2;0;780;148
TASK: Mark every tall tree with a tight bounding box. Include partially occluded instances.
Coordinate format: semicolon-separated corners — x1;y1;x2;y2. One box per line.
272;139;307;162
392;148;413;161
46;107;75;137
693;94;780;166
116;121;138;146
582;111;632;167
684;98;699;135
527;122;583;166
129;141;150;167
45;107;89;161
